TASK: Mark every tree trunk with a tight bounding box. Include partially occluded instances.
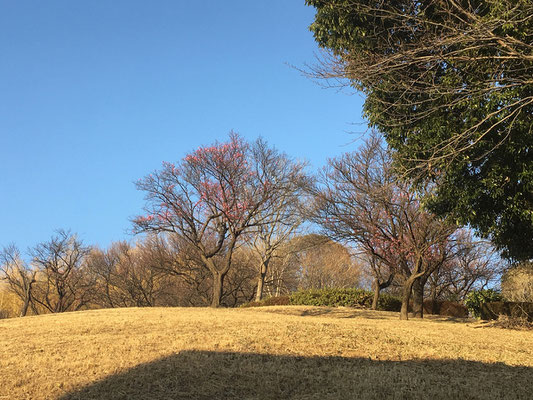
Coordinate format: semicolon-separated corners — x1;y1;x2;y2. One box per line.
371;273;394;310
430;284;439;315
20;297;30;317
18;271;36;317
412;277;427;318
255;259;269;302
255;273;265;302
211;271;225;308
400;277;418;320
371;280;380;310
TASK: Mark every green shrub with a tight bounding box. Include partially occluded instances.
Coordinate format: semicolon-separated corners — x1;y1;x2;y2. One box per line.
289;288;371;308
288;288;403;311
377;293;402;312
465;289;503;318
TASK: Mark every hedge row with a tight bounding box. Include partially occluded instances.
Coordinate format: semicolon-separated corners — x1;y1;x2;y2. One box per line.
289;288;402;312
242;289;472;317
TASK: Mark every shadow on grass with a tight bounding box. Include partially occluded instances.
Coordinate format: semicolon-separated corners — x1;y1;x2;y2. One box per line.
60;351;533;400
263;307;391;320
299;308;390;320
424;315;473;324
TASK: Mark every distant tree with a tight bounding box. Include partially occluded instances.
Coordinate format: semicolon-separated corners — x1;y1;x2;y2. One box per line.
262;247;301;298
134;133;302;307
289;234;361;291
31;230;93;313
87;241;174;308
427;230;502;306
0;245;37;317
310;134;457;319
305;0;533;260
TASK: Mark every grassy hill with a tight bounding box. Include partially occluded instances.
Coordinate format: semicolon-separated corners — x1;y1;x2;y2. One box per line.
1;306;532;399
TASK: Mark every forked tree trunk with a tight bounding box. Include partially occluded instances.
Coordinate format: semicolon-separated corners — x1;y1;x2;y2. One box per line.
371;274;394;310
19;273;36;317
400;277;418;320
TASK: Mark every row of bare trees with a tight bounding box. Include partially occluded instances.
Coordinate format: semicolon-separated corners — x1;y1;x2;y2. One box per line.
1;133;502;319
0;229;365;317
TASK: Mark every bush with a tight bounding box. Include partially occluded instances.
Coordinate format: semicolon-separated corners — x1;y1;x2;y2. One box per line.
289;288;373;308
465;289;503;318
288;288;403;311
240;296;290;308
377;293;402;312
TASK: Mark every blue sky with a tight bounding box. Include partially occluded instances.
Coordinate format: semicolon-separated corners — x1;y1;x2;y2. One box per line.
0;1;366;251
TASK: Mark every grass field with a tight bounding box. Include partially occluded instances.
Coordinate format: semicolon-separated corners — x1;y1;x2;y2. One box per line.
1;306;532;399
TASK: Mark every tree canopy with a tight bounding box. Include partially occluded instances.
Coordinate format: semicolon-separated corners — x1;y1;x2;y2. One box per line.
306;0;533;260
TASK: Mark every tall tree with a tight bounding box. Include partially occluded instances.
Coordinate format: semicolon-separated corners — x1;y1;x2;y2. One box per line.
310;134;457;319
306;0;533;260
247;142;308;301
134;133;305;307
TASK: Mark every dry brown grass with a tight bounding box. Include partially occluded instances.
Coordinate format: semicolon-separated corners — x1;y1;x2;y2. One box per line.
1;306;532;399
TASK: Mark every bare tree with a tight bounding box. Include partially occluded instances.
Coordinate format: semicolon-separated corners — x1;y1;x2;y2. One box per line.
0;245;37;317
31;230;93;313
427;230;502;307
285;234;361;290
362;254;395;310
247;144;308;301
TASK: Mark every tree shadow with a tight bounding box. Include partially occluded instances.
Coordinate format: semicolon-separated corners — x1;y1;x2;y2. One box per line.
423;315;473;324
300;308;391;320
60;350;533;400
263;306;391;320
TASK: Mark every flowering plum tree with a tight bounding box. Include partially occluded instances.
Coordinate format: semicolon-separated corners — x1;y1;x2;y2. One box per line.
311;133;457;319
134;133;305;307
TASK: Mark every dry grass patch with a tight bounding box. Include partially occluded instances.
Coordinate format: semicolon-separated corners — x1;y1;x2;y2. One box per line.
1;306;532;399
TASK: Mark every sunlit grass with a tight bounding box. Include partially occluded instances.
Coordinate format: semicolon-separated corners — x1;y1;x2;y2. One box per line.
1;306;532;399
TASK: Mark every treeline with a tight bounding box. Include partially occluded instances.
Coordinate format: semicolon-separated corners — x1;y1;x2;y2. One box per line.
0;232;362;317
0;133;516;320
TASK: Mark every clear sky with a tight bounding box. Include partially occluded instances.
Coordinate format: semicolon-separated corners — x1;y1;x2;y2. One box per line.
0;0;366;251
